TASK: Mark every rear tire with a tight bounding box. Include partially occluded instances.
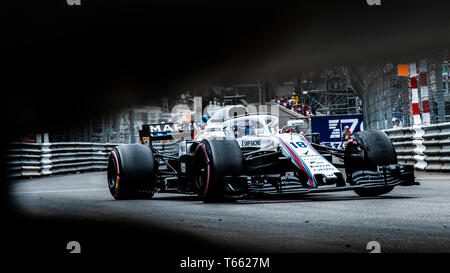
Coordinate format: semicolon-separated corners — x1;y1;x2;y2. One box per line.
193;139;244;202
107;144;157;200
344;130;396;197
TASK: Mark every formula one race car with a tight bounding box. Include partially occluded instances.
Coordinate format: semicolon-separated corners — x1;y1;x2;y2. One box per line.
107;114;417;202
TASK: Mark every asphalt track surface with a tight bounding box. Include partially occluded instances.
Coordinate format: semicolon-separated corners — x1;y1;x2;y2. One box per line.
7;171;450;256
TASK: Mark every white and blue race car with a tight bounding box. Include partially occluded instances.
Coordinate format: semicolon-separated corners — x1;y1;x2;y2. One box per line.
107;114;417;202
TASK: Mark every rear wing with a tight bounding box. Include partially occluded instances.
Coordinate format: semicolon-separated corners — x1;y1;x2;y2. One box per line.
138;122;195;145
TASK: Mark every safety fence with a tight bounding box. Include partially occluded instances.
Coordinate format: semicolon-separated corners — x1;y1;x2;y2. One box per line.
6;142;117;178
384;122;450;171
348;56;449;131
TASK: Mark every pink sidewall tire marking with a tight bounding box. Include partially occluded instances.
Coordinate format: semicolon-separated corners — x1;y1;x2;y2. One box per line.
111;150;120;198
195;143;211;198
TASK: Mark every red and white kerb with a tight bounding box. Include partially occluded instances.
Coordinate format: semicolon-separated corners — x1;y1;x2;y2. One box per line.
419;72;431;125
410;76;422;126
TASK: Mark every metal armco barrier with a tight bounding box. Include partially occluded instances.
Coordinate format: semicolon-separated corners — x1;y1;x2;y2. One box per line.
385;122;450;172
384;127;416;166
6;142;117;178
411;125;427;171
422;123;450;171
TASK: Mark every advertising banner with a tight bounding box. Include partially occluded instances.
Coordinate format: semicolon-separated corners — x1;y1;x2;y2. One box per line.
311;114;364;149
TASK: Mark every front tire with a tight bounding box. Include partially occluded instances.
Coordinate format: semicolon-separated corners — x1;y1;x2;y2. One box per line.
344;130;396;197
107;144;157;200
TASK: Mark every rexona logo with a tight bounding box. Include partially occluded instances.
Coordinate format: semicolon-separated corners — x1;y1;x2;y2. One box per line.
241;140;261;147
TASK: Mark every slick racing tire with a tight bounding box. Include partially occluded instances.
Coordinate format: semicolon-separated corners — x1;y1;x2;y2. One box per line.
344;130;396;197
193;139;244;202
107;144;157;200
